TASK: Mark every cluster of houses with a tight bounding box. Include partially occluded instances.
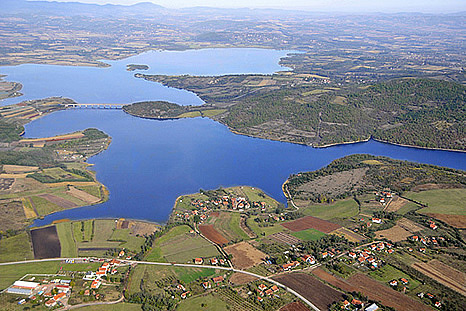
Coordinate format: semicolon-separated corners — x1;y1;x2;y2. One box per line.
341;299;380;310
417;292;442;308
409;235;445;249
348;242;393;269
388;277;410;292
6;278;73;308
193;257;226;266
427;220;438;230
256;283;280;302
321;248;343;260
375;190;393;205
83;259;122;285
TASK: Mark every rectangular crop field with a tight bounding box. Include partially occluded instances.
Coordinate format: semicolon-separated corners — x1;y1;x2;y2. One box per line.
176;293;228;311
281;216;341;233
0;232;33;263
30;226;61;259
56;221;78;257
291;228;326;241
303;199;359;220
405;189;466;215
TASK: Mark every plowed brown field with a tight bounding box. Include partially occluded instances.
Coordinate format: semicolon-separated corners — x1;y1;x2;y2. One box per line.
198;224;228;245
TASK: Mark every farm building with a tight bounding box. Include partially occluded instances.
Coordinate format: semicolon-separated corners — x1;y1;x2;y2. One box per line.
7;281;39;295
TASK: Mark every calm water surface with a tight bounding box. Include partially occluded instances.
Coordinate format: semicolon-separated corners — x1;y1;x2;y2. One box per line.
0;48;462;226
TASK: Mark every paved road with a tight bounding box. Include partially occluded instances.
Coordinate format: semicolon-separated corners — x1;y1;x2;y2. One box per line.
0;257;321;311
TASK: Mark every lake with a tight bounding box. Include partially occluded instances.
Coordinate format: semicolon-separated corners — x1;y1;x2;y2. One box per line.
0;48;463;226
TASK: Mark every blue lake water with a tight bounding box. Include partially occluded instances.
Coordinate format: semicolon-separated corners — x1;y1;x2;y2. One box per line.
0;48;463;226
0;48;295;106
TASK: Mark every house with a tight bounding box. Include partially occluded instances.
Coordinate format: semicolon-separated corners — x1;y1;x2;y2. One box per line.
348;252;357;259
210;258;218;265
265;289;273;296
429;223;438;230
342;300;350;308
365;303;379;311
84;289;90;296
389;280;398;287
400;278;409;285
202;282;211;289
91;280;101;289
257;296;263;302
258;284;267;291
271;285;279;292
53;292;66;301
177;284;186;291
301;254;315;263
426;293;434;299
372;218;382;224
434;301;442;308
180;291;189;299
352;299;363;306
194;258;203;264
45;299;57;308
212;276;224;283
419;248;426;253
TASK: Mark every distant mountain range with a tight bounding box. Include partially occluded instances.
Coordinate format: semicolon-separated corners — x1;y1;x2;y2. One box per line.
2;0;464;17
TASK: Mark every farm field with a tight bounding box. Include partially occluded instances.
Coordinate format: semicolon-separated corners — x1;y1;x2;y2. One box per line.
171;266;215;283
311;268;356;292
246;218;284;237
0;232;33;262
224;241;266;269
303;199;359;220
77;303;142;311
346;273;431;311
273;273;344;311
405;189;466;215
412;260;466;295
0;261;61;289
329;227;365;242
30;226;61;259
56;221;78;257
176;293;228;311
291;228;326;241
145;225;220;263
369;264;421;289
208;212;249;242
269;232;301;245
375;225;412;242
279;301;311;311
281;216;341;233
199;224;229;245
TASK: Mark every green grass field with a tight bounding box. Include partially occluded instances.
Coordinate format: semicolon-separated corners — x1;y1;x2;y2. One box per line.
291;228;326;241
405;189;466;215
172;266;215;283
109;228;144;252
30;195;62;216
176;293;228;311
56;222;78;257
303;198;359;220
76;185;101;198
0;232;34;263
369;264;421;289
145;225;220;263
128;265;174;295
228;213;250;240
246;218;284;237
396;201;420;215
0;261;61;289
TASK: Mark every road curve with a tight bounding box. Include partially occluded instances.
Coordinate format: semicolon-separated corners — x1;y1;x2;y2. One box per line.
0;257;321;311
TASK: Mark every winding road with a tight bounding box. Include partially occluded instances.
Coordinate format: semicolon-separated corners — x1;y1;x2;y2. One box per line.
0;257;321;311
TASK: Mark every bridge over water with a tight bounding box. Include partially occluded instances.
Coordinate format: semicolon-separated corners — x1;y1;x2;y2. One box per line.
64;103;126;109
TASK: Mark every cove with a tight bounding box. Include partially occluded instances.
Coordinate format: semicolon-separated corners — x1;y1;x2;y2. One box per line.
0;48;296;106
29;109;466;227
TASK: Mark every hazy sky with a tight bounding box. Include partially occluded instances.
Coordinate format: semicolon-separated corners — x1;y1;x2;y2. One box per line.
36;0;466;13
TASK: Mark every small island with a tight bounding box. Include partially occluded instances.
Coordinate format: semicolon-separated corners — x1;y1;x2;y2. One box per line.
126;64;149;71
122;100;226;119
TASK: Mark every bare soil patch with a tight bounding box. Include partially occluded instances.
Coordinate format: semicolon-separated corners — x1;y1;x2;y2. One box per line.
375;225;411;242
270;232;301;245
279;301;310;311
31;226;61;259
331;227;365;242
224;241;266;269
412;260;466;295
2;165;38;173
425;213;466;229
311;268;357;292
397;217;423;232
296;168;368;199
273;273;344;311
282;216;341;233
39;194;77;209
385;196;408;212
411;183;462;192
199;224;228;245
210;211;220;217
0;200;27;230
67;186;100;204
346;273;432;311
130;221;159;236
229;272;258;285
